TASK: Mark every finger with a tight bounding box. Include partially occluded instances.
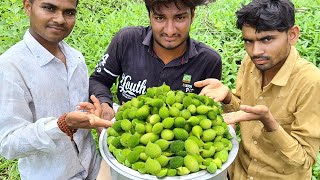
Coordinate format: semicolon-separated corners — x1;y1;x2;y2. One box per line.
223;111;248;124
78;102;95;110
240;105;268;115
194;80;206;88
198;88;206;96
222;112;238;124
90;95;101;109
90;116;113;127
194;78;218;88
239;105;253;111
90;95;103;116
212;96;224;102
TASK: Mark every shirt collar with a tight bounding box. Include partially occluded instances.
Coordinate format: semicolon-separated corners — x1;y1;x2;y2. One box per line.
23;30;80;68
142;26;198;64
23;30;55;67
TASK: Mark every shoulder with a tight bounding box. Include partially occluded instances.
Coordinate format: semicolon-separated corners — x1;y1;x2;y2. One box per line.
294;57;320;84
115;26;149;39
190;39;221;60
0;41;27;65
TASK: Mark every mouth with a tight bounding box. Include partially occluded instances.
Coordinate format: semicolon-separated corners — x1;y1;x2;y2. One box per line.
252;56;270;65
48;26;65;32
254;59;269;65
162;34;179;42
163;36;178;42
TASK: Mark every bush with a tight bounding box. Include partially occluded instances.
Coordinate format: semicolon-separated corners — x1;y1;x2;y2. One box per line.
0;0;319;179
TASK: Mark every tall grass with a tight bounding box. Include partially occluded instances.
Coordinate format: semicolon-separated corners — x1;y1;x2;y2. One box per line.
0;0;319;179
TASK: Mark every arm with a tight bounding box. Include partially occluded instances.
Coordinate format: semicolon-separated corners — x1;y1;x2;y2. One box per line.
0;73;61;159
268;82;320;168
89;32;123;120
223;82;320;168
0;73;111;159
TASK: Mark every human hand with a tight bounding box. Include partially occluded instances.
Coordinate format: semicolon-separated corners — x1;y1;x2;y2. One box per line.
222;105;279;132
64;111;113;130
77;95;102;117
101;103;115;120
95;102;115;136
64;95;113;129
194;78;231;103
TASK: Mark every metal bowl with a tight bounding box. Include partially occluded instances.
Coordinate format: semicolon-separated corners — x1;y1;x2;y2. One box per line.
99;125;239;180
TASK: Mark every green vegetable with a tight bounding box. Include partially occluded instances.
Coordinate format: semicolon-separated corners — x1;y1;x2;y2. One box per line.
170;140;185;154
169;156;184;169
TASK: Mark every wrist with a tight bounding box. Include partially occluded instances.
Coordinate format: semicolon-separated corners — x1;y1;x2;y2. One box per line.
222;91;232;104
57;113;77;141
262;112;279;132
262;120;279;132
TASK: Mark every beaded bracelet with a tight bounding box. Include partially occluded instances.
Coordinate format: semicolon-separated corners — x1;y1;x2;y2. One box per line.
57;113;77;141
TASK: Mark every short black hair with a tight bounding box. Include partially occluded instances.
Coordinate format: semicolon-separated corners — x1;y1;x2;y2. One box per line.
144;0;213;13
236;0;295;32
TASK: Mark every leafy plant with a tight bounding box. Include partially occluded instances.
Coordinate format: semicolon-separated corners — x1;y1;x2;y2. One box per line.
0;0;319;179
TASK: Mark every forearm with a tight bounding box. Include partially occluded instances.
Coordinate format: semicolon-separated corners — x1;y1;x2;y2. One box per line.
89;77;113;105
263;125;318;168
0;117;65;159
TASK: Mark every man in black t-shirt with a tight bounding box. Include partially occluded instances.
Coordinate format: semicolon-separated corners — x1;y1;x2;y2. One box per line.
89;0;222;121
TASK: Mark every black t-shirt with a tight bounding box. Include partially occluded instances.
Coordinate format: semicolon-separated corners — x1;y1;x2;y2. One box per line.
90;26;222;105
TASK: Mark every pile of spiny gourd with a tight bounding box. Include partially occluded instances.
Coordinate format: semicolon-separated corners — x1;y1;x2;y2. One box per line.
106;84;233;178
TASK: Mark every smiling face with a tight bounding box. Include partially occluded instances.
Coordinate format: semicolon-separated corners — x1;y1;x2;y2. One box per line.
242;24;299;73
149;1;194;52
24;0;77;46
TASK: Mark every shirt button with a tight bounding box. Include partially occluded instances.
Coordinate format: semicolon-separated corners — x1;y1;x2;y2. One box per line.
253;141;258;145
250;177;254;180
259;96;263;100
253;159;257;162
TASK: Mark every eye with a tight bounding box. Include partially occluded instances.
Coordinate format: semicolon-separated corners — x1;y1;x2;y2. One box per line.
65;10;77;17
176;16;186;22
243;40;252;44
155;16;163;20
42;5;55;12
262;37;273;43
154;16;165;22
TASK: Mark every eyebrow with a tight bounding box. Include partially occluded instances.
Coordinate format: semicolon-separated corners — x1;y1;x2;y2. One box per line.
153;11;189;17
41;2;77;12
242;35;274;42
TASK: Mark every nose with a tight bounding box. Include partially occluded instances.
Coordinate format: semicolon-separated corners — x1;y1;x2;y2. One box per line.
252;42;264;56
53;12;66;24
164;19;176;37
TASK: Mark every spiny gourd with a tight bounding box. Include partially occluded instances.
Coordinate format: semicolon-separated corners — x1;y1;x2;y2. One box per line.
106;83;233;177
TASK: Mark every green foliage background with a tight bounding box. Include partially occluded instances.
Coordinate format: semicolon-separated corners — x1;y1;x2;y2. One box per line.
0;0;319;179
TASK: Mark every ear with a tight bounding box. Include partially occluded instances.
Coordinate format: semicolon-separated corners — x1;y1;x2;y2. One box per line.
190;8;195;24
288;25;300;46
23;0;32;17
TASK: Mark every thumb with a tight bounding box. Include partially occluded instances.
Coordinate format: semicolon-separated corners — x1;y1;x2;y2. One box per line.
194;80;206;88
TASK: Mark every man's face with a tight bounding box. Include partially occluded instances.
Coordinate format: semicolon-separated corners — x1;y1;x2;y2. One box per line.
149;1;194;51
241;25;294;72
24;0;77;45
